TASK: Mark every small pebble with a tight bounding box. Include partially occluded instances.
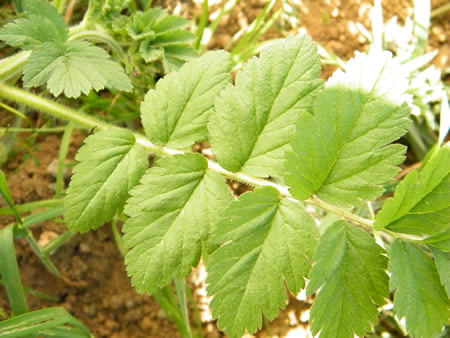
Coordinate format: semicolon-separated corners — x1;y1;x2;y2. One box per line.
109;295;124;310
157;308;167;320
104;319;119;331
140;316;153;331
79;242;91;253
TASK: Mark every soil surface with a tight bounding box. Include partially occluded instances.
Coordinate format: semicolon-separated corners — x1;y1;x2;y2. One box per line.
1;0;448;337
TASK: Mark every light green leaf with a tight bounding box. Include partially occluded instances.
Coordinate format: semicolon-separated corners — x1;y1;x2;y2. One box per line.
375;145;450;236
430;246;450;296
306;221;389;338
139;43;164;63
65;129;148;233
422;229;450;251
163;45;199;72
389;239;449;338
25;0;66;32
0;0;68;50
23;40;132;98
141;51;231;148
151;29;196;46
285;51;411;207
209;34;323;177
206;187;319;337
122;153;231;294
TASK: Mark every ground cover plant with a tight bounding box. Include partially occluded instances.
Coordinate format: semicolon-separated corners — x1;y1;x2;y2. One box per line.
0;0;449;337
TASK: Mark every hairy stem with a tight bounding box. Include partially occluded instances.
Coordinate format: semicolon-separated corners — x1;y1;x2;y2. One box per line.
0;83;385;233
69;30;127;61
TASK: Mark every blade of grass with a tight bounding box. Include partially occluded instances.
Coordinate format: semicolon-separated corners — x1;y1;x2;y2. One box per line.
195;0;209;50
111;215;127;257
12;0;25;13
21;205;65;229
0;307;91;337
25;230;61;277
0;170;21;223
230;0;277;56
55;123;74;198
152;289;187;334
0;103;32;127
431;2;450;18
0;226;28;316
35;326;90;337
185;283;203;338
0;279;59;302
144;0;154;11
174;278;192;338
43;232;74;256
200;0;238;52
0;199;63;216
231;9;282;66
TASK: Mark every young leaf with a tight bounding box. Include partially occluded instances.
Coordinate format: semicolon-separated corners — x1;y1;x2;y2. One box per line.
206;187;319;337
0;0;67;50
209;34;323;177
122;153;231;294
141;51;231;149
430;246;450;296
375;144;450;236
306;221;389;338
124;8;198;72
65;129;148;233
22;40;132;98
389;239;449;338
285;51;411;207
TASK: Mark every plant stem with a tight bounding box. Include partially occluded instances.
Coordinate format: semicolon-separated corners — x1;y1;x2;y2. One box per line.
431;2;450;18
69;30;127;61
0;83;110;130
0;51;31;81
306;196;375;229
0;127;67;134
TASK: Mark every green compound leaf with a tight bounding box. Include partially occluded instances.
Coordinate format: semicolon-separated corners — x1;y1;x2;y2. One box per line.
123;153;231;294
0;0;68;50
206;187;319;337
375;144;450;236
22;40;132;98
430;246;450;296
285;51;411;207
141;51;232;149
306;221;389;338
65;129;148;233
389;239;450;338
209;34;323;177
